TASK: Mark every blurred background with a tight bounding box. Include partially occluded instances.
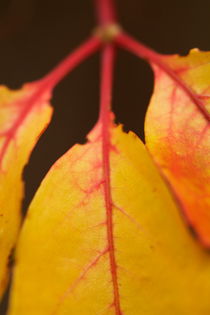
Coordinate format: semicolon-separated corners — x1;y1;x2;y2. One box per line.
0;0;209;312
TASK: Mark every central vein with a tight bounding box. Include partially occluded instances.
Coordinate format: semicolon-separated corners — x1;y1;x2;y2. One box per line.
99;44;122;314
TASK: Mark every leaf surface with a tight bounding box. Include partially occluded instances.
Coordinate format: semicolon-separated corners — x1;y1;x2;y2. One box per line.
145;49;210;247
8;122;210;315
0;82;52;297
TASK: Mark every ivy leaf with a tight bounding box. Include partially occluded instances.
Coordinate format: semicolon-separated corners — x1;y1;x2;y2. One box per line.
145;49;210;247
0;82;52;297
8;122;210;314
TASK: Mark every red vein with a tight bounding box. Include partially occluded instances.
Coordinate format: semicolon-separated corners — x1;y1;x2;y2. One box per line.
0;36;101;169
115;32;210;122
94;0;118;26
99;44;122;314
114;205;143;232
51;248;108;315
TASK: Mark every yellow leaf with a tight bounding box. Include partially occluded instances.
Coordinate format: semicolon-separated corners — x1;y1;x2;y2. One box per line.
0;83;52;298
8;123;210;315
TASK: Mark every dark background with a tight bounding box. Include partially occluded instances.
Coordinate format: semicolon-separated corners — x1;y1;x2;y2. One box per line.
0;0;210;313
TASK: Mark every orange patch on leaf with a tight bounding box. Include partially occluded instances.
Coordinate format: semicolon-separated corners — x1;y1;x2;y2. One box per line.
145;49;210;247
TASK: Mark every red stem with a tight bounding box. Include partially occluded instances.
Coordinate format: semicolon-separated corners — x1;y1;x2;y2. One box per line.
116;33;161;62
94;0;117;26
99;44;122;314
0;37;101;169
116;32;210;122
99;45;115;120
38;36;101;91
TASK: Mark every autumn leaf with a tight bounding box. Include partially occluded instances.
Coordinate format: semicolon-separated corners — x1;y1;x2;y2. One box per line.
2;0;210;308
0;82;53;298
0;36;100;300
144;49;210;247
7;121;210;315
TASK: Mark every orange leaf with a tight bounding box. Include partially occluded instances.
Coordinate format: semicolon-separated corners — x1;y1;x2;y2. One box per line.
145;49;210;247
8;122;210;315
0;82;52;297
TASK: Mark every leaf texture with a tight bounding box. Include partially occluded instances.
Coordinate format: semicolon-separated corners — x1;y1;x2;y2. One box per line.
145;49;210;247
0;83;52;297
8;123;210;315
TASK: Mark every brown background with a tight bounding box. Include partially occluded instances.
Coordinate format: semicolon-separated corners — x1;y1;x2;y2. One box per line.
0;0;210;312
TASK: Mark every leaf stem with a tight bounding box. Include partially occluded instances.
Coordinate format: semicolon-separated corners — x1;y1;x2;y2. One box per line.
94;0;118;26
0;37;101;169
99;45;115;120
116;32;210;121
37;36;101;91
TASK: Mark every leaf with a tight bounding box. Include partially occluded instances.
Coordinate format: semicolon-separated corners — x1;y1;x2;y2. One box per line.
145;49;210;247
0;82;52;297
8;122;210;315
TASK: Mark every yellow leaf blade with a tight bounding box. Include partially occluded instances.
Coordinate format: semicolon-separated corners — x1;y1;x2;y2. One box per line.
8;124;210;315
0;83;52;297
